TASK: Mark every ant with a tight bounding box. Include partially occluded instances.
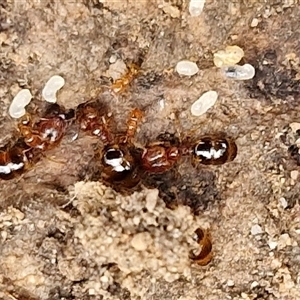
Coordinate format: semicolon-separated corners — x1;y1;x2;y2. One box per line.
75;100;113;144
0;103;75;180
141;133;237;174
0;138;36;180
76;101;144;190
110;63;140;94
96;108;144;190
18;104;74;151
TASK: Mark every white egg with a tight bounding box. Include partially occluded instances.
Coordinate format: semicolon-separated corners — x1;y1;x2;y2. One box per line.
9;89;32;119
213;45;244;68
189;0;206;17
42;75;65;103
221;63;255;80
191;90;218;116
175;60;199;76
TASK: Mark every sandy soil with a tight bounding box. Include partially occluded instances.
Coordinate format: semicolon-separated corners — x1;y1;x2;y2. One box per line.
1;1;300;299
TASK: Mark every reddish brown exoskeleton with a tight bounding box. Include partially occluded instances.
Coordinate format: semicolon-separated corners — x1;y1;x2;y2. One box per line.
97;108;143;190
141;133;181;173
191;135;237;166
18;103;75;151
0;138;38;180
0;104;75;180
141;133;237;174
75;101;113;144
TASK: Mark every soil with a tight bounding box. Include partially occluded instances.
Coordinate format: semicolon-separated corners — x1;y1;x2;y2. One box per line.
1;1;300;299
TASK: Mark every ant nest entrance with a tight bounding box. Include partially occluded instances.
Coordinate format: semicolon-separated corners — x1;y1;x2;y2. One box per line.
72;181;210;295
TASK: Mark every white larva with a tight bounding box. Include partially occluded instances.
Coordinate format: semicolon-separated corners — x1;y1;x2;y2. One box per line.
42;75;65;103
175;60;199;76
221;63;255;80
191;90;218;116
9;89;33;119
189;0;206;17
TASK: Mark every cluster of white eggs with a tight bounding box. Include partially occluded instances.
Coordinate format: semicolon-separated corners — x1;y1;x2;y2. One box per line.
172;2;256;117
9;75;65;119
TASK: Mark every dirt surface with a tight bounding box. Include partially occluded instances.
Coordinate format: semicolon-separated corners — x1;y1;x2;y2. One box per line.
1;1;300;299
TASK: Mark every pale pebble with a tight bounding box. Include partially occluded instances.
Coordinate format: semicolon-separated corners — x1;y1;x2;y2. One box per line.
251;224;263;235
145;189;159;212
131;232;152;251
189;0;206;17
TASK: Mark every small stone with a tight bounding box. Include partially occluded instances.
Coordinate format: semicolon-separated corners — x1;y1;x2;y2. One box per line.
250;281;259;289
191;90;218;116
162;4;180;18
213;45;244;67
227;279;235;287
88;288;96;295
131;232;152;251
251;224;263;235
105;59;127;81
268;240;278;250
221;63;255;80
290;122;300;133
145;189;158;212
250;18;259;27
175;60;199;76
42;75;65;103
189;0;206;17
278;233;291;249
109;54;118;64
241;293;250;299
100;275;109;283
290;170;299;181
278;197;288;209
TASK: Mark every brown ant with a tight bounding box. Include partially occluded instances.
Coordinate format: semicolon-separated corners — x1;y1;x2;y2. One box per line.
191;135;237;166
0;104;75;180
75;100;113;144
94;108;144;191
141;133;181;173
0;138;37;180
18;103;75;151
74;101;142;190
141;133;237;174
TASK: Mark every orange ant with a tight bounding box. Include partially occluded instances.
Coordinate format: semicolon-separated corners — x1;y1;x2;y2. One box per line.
110;64;140;94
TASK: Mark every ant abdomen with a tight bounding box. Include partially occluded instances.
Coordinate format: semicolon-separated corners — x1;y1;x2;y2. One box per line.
192;136;237;165
0;139;37;180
